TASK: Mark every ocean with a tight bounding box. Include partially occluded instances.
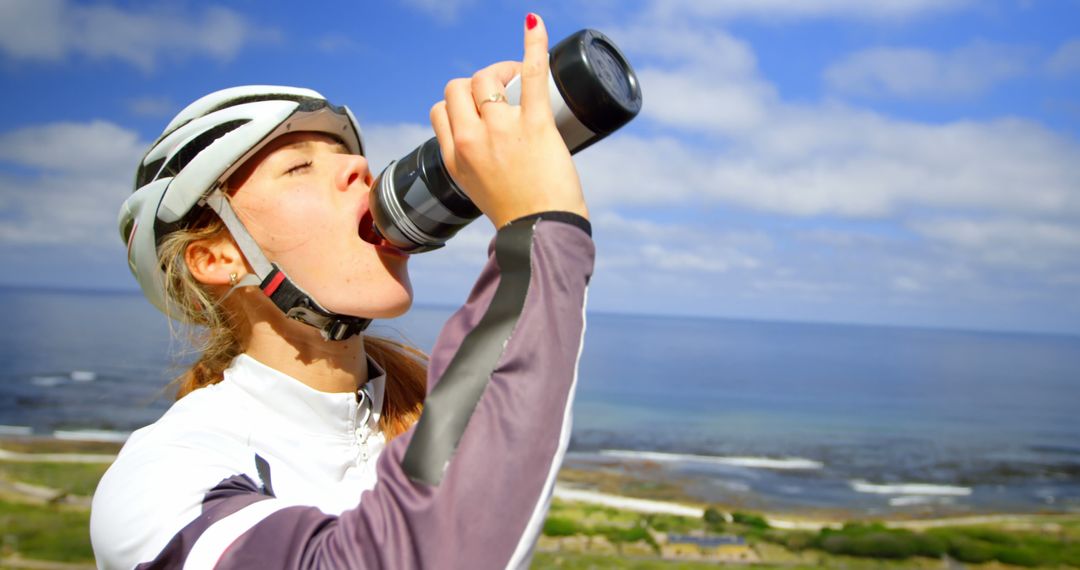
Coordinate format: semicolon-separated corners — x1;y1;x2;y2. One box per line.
1;286;1078;517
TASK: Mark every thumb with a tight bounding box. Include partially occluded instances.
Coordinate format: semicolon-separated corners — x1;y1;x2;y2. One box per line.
520;12;552;121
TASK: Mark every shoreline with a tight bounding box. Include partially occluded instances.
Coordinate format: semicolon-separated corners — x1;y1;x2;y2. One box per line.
553;484;1080;533
561;449;1080;521
3;434;1076;527
3;435;1079;568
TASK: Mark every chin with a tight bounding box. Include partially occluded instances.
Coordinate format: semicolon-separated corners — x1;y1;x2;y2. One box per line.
326;282;413;320
363;295;413;319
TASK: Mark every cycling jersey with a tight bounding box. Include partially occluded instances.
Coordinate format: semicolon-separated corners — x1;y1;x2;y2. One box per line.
90;213;594;569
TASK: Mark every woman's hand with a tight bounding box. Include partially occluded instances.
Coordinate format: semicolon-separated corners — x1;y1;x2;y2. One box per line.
430;13;588;229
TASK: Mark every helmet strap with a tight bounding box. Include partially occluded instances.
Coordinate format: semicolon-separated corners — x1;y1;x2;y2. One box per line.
201;188;371;341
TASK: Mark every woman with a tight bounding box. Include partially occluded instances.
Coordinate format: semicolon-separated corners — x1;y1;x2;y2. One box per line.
91;14;594;569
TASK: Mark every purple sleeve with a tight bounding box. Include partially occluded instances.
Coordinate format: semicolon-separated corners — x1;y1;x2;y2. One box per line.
151;213;594;569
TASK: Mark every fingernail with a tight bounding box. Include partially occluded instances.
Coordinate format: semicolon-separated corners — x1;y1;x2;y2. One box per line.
526;13;538;30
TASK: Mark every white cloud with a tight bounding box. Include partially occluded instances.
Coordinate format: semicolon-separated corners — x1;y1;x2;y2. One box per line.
401;0;476;23
639;243;757;273
637;67;774;134
0;0;66;60
580;112;1080;219
645;0;972;22
610;23;759;72
592;211;767;274
569;18;1080;221
575;135;698;207
913;218;1080;249
0;0;273;71
797;228;893;248
0;173;131;246
0;120;144;246
0;120;143;176
570;6;1080;332
1046;38;1080;77
825;42;1030;99
605;24;775;135
588;24;1078;224
911;218;1080;269
361;123;435;174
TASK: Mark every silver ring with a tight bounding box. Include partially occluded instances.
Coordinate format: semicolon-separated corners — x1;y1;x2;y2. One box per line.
479;92;508;107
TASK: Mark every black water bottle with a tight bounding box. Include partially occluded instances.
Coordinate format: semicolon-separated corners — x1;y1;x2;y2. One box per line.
364;29;642;253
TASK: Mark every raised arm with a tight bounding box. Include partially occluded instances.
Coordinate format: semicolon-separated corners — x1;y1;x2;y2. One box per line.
119;13;596;569
290;211;592;568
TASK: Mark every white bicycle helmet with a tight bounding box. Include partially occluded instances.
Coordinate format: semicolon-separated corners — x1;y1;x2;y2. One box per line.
119;85;372;340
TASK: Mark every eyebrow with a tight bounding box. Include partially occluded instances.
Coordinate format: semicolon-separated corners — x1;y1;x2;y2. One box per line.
279;137;350;154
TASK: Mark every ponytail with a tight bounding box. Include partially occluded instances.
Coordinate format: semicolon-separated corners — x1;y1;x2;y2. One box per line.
361;336;426;439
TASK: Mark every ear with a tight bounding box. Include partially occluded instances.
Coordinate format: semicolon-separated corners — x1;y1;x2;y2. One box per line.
185;233;247;286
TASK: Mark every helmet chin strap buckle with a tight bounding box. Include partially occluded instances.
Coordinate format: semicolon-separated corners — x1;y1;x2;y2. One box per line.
285;305;370;342
259;265;371;341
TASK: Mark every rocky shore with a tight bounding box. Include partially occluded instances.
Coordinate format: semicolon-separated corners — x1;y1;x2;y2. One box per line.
2;436;1078;568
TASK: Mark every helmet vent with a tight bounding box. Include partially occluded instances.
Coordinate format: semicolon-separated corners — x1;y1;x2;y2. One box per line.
135;157;166;189
158;119;249;182
205;93;314;117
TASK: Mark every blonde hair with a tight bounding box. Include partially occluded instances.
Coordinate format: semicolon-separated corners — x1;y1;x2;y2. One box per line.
157;207;426;440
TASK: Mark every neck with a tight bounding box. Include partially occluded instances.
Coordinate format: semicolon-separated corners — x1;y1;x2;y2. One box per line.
239;296;368;393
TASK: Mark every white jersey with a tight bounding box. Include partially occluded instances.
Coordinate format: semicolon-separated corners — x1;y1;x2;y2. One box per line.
91;354;388;565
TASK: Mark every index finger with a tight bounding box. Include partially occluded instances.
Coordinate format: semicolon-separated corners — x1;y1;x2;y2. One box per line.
520;12;552;121
480;60;521;89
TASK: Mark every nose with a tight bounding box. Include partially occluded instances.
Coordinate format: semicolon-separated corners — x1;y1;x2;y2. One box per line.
336;153;373;192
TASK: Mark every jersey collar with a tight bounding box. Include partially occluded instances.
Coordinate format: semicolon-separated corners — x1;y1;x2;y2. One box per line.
225;353;387;439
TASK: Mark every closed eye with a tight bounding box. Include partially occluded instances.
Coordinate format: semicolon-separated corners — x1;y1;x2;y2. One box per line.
284;161;312;175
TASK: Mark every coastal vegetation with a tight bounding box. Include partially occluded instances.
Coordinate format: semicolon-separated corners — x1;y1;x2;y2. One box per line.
537;501;1080;568
1;438;1077;568
757;522;1080;567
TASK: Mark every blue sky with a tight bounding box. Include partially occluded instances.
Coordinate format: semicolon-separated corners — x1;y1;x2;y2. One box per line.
1;0;1079;334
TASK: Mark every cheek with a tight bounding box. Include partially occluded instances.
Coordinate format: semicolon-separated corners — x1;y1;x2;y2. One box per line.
240;189;337;253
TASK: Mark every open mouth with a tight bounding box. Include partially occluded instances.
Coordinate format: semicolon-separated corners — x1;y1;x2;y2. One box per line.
358;210;380;245
358;210;408;257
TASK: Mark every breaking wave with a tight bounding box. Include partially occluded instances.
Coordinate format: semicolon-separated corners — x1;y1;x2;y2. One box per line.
600;450;824;470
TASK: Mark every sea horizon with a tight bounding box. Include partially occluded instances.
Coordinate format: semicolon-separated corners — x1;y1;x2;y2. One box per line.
1;282;1076;340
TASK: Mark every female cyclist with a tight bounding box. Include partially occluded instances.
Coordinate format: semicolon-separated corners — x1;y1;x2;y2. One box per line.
90;14;593;569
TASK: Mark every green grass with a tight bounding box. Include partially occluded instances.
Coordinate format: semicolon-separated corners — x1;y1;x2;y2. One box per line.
751;521;1080;567
532;551;748;569
928;526;1080;567
0;461;111;497
1;453;1078;569
531;550;898;570
0;500;94;562
0;439;121;455
731;511;769;530
543;499;1080;568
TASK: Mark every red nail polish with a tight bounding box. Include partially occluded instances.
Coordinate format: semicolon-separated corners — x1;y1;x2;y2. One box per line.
526;13;538;30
